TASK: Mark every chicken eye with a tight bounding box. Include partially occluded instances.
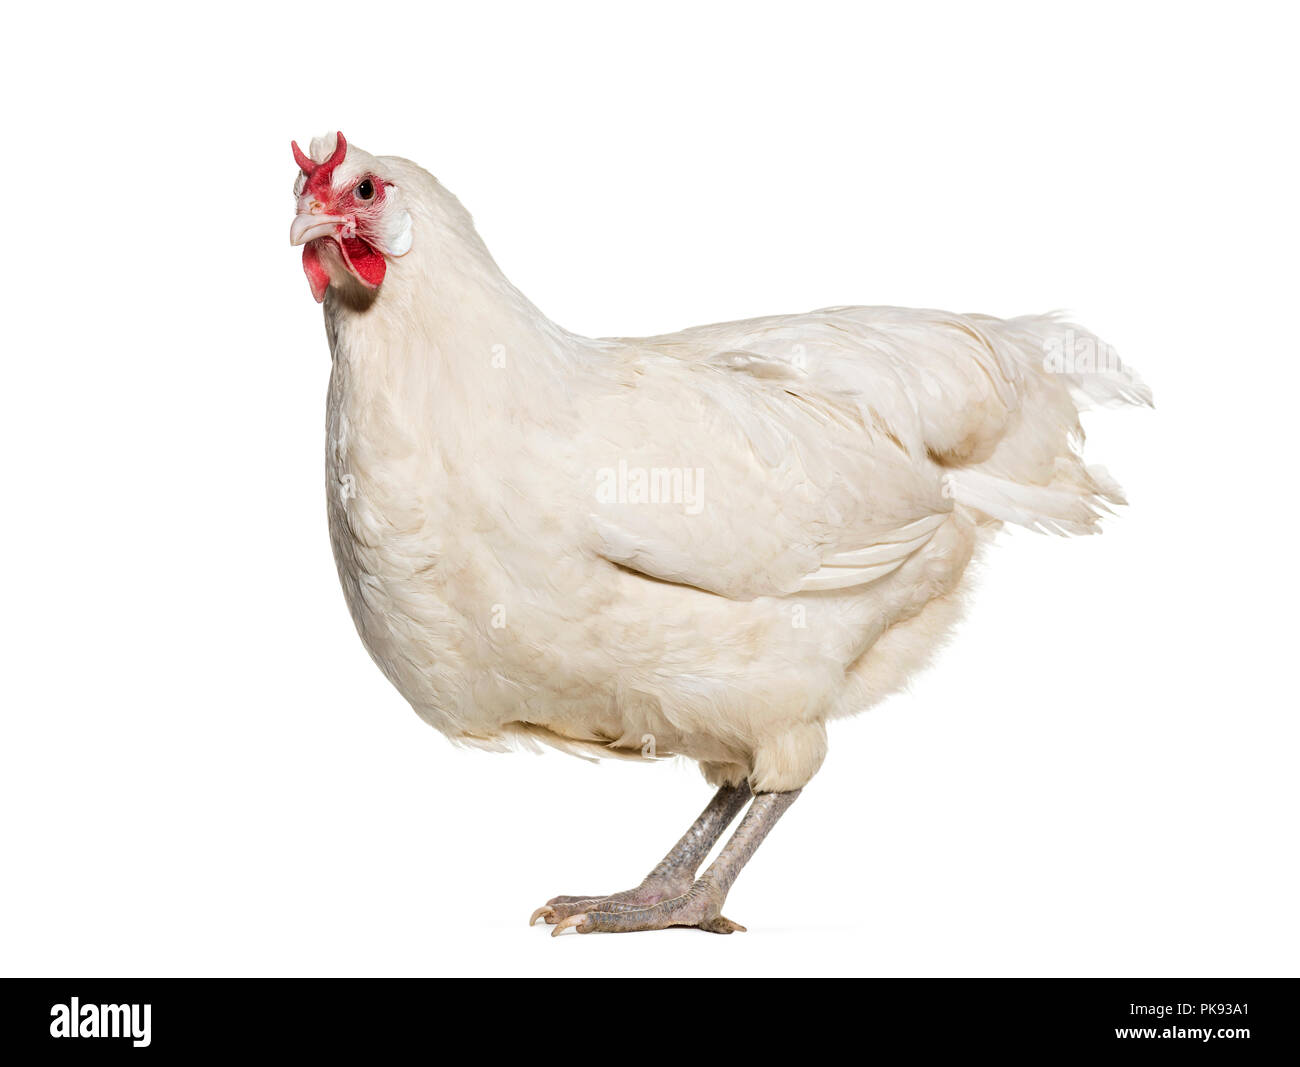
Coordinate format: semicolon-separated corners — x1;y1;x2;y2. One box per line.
356;179;375;201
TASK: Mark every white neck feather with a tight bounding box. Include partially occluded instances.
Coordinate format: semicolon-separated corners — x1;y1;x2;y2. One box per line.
321;159;584;422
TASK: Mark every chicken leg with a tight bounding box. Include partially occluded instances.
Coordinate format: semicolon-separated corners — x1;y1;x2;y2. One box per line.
530;782;752;928
542;787;801;935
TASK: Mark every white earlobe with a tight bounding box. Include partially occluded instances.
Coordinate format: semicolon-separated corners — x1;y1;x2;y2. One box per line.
377;184;414;257
387;209;413;257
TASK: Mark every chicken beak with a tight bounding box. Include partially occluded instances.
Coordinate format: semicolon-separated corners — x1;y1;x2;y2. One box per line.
290;213;348;246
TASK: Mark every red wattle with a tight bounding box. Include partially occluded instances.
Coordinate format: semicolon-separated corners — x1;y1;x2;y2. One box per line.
341;237;387;289
302;244;330;303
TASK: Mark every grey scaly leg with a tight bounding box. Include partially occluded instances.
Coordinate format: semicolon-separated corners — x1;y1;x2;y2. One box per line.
530;782;752;926
551;788;800;935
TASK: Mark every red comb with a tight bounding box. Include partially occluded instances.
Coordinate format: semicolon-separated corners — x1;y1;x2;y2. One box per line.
291;141;316;173
292;132;348;195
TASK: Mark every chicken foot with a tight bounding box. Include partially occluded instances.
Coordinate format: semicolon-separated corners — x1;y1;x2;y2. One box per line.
530;782;752;927
547;788;801;935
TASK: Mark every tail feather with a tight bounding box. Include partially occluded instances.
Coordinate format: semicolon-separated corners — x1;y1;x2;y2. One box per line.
946;465;1119;535
995;313;1154;409
949;315;1151;534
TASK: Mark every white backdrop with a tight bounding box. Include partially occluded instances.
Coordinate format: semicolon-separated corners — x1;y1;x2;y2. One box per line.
2;1;1296;977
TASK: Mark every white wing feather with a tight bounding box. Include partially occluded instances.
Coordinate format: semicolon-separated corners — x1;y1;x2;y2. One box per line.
580;307;1150;600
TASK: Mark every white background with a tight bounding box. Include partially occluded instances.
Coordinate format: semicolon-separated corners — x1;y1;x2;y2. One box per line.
2;1;1296;977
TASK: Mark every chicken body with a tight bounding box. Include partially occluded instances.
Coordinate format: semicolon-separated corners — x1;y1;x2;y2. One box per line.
292;133;1149;933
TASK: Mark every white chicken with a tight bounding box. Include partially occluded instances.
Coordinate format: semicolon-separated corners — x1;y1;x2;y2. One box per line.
290;132;1150;935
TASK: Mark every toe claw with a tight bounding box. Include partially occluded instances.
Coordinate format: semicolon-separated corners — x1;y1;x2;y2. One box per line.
551;913;588;937
529;906;555;927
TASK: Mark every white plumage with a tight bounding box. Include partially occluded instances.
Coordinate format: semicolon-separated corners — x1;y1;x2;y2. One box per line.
290;133;1149;930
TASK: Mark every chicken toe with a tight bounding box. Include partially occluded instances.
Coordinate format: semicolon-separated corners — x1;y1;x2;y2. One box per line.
531;884;679;927
550;881;744;936
547;788;799;936
530;782;751;926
